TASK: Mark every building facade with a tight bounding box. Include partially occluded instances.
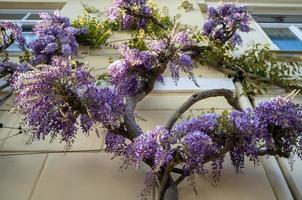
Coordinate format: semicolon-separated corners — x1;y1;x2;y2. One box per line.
0;0;301;199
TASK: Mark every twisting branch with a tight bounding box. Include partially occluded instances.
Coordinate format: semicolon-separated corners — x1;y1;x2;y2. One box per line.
165;89;241;131
123;97;143;139
157;169;170;200
122;46;175;140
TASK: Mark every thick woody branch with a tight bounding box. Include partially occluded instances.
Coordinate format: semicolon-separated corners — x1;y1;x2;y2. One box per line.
122;52;173;139
165;89;241;131
158;169;170;200
123;97;143;139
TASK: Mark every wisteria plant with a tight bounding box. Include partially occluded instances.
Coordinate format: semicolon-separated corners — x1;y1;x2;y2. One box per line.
2;1;302;200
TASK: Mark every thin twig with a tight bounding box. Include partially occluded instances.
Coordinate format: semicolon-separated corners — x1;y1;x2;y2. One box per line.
171;167;184;175
175;175;186;185
0;148;105;156
0;132;21;141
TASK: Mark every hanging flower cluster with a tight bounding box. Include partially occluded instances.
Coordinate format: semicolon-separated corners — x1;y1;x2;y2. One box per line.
105;96;302;180
167;31;195;83
108;44;157;95
106;0;152;29
0;61;29;74
173;113;223;175
105;125;175;170
230;95;302;165
12;57;124;146
108;31;196;95
29;11;87;65
203;2;251;45
0;22;29;80
0;22;26;49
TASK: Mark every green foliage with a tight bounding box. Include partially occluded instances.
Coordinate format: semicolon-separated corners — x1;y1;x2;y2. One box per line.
72;11;119;48
144;4;175;38
72;1;302;97
197;36;302;96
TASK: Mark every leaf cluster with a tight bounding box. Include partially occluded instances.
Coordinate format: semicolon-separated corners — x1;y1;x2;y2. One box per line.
72;10;119;48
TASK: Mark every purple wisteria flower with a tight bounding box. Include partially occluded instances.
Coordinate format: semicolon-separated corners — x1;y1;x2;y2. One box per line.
105;131;127;156
230;95;302;169
13;57;124;146
203;2;252;45
172;31;192;47
173;113;219;137
183;130;215;174
146;39;167;53
106;0;152;29
168;31;196;83
0;22;26;49
108;44;157;95
105;125;174;170
29;11;86;65
0;61;29;73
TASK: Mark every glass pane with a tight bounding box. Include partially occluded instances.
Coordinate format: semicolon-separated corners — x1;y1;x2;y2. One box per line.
263;28;302;51
27;13;41;20
6;32;37;51
0;13;25;20
23;32;37;43
253;14;302;23
22;24;34;32
6;43;20;51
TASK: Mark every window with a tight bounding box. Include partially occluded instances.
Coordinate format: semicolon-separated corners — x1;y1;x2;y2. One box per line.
0;10;54;51
253;14;302;51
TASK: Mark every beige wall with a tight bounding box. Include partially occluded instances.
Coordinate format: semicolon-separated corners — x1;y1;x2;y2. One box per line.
0;0;300;200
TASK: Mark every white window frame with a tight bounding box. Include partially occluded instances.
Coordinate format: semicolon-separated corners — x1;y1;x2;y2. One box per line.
258;22;302;51
0;9;54;52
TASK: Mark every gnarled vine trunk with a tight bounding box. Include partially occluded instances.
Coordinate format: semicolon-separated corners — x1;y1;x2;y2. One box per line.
162;180;178;200
158;174;178;200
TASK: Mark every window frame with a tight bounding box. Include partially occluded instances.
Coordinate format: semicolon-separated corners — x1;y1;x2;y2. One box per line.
256;20;302;52
0;9;54;53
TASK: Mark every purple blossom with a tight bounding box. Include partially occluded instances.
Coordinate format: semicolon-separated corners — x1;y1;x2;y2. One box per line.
105;131;127;155
230;95;302;164
13;57;124;146
0;22;26;49
203;2;252;45
179;54;192;66
106;0;152;29
43;42;58;54
167;53;194;84
146;39;167;53
172;31;191;47
108;44;157;95
183;130;215;174
139;171;155;199
173;113;219;138
122;15;134;29
119;126;174;169
29;11;84;65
